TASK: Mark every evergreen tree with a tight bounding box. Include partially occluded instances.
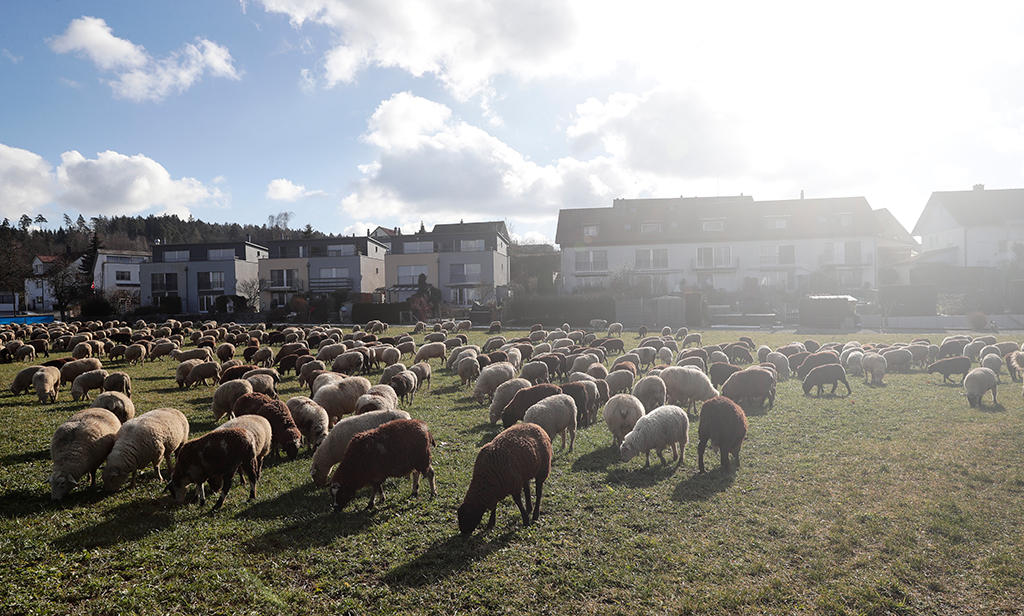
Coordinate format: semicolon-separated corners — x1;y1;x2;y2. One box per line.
34;214;47;225
79;231;103;291
63;214;73;229
18;214;32;232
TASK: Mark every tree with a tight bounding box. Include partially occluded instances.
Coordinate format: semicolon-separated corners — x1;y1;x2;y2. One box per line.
236;278;261;312
34;214;47;225
63;214;73;229
76;215;89;233
302;223;314;239
44;255;80;320
78;231;103;292
18;214;32;232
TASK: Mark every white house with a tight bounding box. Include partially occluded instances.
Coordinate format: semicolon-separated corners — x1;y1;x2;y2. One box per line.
911;185;1024;268
555;195;917;295
92;249;150;295
24;255;84;312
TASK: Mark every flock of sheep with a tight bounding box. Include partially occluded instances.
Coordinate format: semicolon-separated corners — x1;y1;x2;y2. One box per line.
3;316;1021;534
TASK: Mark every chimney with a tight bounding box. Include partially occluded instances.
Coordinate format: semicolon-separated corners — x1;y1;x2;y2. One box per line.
246;233;251;242
973;183;985;191
800;189;804;199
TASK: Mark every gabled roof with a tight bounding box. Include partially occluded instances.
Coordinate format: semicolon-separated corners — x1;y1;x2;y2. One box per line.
430;221;510;241
35;255;61;263
912;187;1024;235
872;209;918;245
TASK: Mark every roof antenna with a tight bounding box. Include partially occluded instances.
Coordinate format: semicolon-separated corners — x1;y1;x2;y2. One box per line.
800;189;804;199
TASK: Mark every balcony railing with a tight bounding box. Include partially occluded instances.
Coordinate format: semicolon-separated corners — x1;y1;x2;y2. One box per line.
448;274;483;284
261;279;304;291
691;257;739;271
308;277;353;292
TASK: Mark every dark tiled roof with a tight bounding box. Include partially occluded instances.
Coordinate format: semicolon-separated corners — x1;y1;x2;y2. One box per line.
912;188;1024;235
430;221;510;241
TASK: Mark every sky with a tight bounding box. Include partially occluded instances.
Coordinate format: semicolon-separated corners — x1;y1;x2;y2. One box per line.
3;1;1024;245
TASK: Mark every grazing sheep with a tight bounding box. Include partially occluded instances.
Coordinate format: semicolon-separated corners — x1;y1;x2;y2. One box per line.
607;322;623;337
251;346;274;367
15;345;36;362
175;359;202;389
501;383;562;427
842;350;864;377
603;394;645;447
927;356;971;384
71;369;109;401
60;358;102;388
409;361;432;390
938;339;968;359
102;371;131;397
286;396;330;450
149;341;179;361
660;366;719;414
489;378;531;424
166;428;259;510
214;412;272;480
10;365;43;395
605;369;635;395
523;393;578;452
721;367;776;411
313;376;372;425
184;361;221;388
71;341;93;360
619;405;689;468
631;375;667;413
329;419;437;511
49;408;121;500
299;360;327;387
236;399;302;459
862;353;887;385
457;423;552;534
981;353;1003;378
389;371;419;405
802;364;851;397
413;341;447;365
520;360;550;385
795;351;841;380
709;362;742;389
764;352;792;381
473;362;517;405
33;366;61;403
881;348;914;373
333;351;366;375
682;333;702;348
170;347;211;363
354;385;400;414
964;367;998;408
309;409;411;486
215;343;236;363
103;408;190;492
697;396;748;473
311;371;346;396
212;379;255;421
1006;351;1024;382
457;356;482;387
246;374;278;398
92;391;135;423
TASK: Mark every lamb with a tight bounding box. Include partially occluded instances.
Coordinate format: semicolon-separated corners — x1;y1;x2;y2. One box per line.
489;378;532;424
964;367;998;408
92;391;135;423
862;352;887;385
246;374;278;398
286;396;330;450
413;341;447;365
619;404;689;468
660;365;719;414
389;371;419;404
103;407;190;492
709;362;742;388
329;419;437;511
313;376;372;424
10;365;43;395
981;353;1003;378
605;369;635;394
697;396;748;473
472;362;517;405
48;408;121;500
927;356;972;384
309;408;412;486
71;369;109;401
603;394;645;447
211;379;255;420
457;423;552;534
166;428;259;510
236;398;302;459
631;375;667;413
802;364;851;397
102;371;131;397
60;357;102;388
501;383;562;427
176;359;202;388
721;367;776;411
33;366;61;403
184;361;222;388
523;393;578;452
457;356;482;387
354;384;400;414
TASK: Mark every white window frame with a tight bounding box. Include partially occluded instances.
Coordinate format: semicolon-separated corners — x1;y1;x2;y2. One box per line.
697;246;731;268
397;265;429;285
198;271;224;291
700;219;725;232
640;222;662;233
583;224;599;238
404;241;433;254
575;249;608;272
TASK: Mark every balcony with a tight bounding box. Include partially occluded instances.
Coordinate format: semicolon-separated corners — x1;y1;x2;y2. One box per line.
692;257;739;271
261;279;303;291
448;274;483;285
308;277;353;292
818;254;873;267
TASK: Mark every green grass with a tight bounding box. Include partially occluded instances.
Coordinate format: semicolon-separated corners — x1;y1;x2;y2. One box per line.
2;328;1024;615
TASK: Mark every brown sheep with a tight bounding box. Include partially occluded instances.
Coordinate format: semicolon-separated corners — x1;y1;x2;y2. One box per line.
709;362;741;388
501;383;561;428
221;364;259;384
166;428;258;510
802;364;850;397
795;351;840;380
697;396;748;473
721;367;776;411
235;398;301;459
927;356;972;384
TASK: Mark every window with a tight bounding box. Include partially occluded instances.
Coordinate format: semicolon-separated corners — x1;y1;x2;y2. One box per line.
270;269;298;287
844;241;862;265
460;239;485;252
822;242;835;264
701;220;725;232
696;246;731;268
839;212;853;227
398;265;428;285
575;250;608;272
151;272;178;292
496;239;507;255
635;248;668;269
760;245;795;265
319;267;349;279
208;248;235;261
115;270;131;281
327;244;356;257
197;271;224;291
583;224;599;238
198;294;217;313
164;250;189;262
450;286;482;305
404;240;433;254
449;263;481;283
764;217;788;229
271;292;290;309
641;222;663;233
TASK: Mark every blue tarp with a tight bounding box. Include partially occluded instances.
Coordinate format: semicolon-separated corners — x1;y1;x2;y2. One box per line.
0;315;55;324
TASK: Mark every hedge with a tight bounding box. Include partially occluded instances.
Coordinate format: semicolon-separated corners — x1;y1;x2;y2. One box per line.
507;294;615;326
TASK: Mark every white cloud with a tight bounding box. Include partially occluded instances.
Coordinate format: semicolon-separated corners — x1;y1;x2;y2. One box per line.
50;16;239;102
266;178;327;201
2;48;22;64
0;144;56;219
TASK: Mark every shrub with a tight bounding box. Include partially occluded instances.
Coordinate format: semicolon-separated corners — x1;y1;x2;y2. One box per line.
158;295;182;314
967;311;989;330
80;294;114;317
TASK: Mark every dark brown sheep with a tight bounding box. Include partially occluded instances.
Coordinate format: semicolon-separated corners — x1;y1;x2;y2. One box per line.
166;427;258;510
242;346;260;363
676;356;707;372
697;396;748;473
330;419;436;511
221;364;259;384
458;423;552;534
532;354;562;381
802;364;850;397
937;339;968;359
230;392;275;420
724;344;753;364
721;367;776;411
709;362;741;388
599;338;625;355
486;350;509;364
560;381;593;426
235;399;301;459
802;339;821;353
927;356;972;384
610;360;637;379
514;343;534;362
501;383;561;428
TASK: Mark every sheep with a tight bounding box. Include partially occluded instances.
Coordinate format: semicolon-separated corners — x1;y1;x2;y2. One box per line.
71;341;93;360
170;347;212;363
286;396;330;450
802;364;851;397
631;375;667;413
329;419;437;511
211;379;255;421
102;371;131;397
413;341;447;365
843;350;864;377
928;356;971;384
457;423;552;535
71;369;109;402
214;342;236;363
15;345;36;362
175;359;202;388
795;351;841;380
313;376;372;425
103;408;190;492
938;339;968;359
1006;351;1024;382
389;371;419;405
472;362;516;405
500;384;561;427
10;365;43;395
236;398;302;459
764;352;791;381
92;391;135;423
964;367;998;408
60;357;102;388
721;367;776;411
33;366;61;403
166;428;259;510
604;369;635;395
562;380;598;426
354;384;400;414
311;371;347;396
48;408;121;500
603;394;645;447
332;351;365;375
697;396;748;473
489;378;531;424
520;360;550;385
213;403;272;476
682;333;702;348
184;361;221;388
149;341;179;361
408;361;432;391
457;356;482;387
299;360;327;387
862;352;887;385
881;348;913;373
251;346;274;367
587;363;609;380
660;365;719;414
619;404;689;468
246;374;278;398
523;393;578;452
981;353;1003;378
309;409;411;487
709;362;742;389
242;367;281;384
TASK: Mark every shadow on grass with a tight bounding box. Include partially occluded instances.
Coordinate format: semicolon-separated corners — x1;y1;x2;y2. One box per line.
863;382;889;389
977;402;1006;413
671;468;736;502
0;448;49;465
572;444;618;472
604;460;681;487
383;525;520;587
53;497;174;549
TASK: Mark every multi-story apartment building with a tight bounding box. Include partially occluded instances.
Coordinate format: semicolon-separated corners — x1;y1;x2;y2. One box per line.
912;185;1024;267
556;195;916;295
140;241;267;313
375;221;511;305
92;249;150;295
258;236;387;310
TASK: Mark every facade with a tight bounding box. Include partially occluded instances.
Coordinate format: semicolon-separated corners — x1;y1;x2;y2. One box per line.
140;241;267;313
911;185;1024;268
258;236;387;310
509;243;560;295
0;290;18;313
24;255;84;312
382;221;511;305
555;195;917;295
93;249;150;295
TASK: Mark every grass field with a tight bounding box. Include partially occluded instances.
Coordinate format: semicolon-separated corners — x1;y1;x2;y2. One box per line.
2;327;1024;615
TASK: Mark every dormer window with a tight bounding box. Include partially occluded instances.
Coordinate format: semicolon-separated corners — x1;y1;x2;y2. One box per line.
701;220;725;232
583;224;599;238
641;222;662;233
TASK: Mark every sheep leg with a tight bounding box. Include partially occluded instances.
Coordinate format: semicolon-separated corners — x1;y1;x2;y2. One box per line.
657;448;667;465
842;379;851;396
533;479;544;521
560;432;566;451
411;470;421;497
644;451;651;468
197;481;207;506
568;429;575;453
89;470;97;487
425;465;437;497
522;482;532;519
212;470;235;511
720;446;730;471
697;438;708;473
511;490;529;526
365;484;380;510
486;507;497;530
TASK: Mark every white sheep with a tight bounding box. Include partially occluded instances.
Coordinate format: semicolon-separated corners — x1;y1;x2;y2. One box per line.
311;371;346;396
33;366;61;404
631;375;667;413
71;369;109;401
489;378;531;424
286;396;330;450
523;393;578;452
211;379;255;421
49;408;121;500
964;367;998;408
354;384;399;414
764;351;792;381
214;414;272;475
457;356;482;387
981;353;1003;378
505;346;522;369
603;394;644;447
842;350;864;377
519;360;550;385
103;407;190;491
246;373;278;398
862;352;887;385
309;408;412;486
620;404;690;468
92;391;136;424
660;365;718;414
313;376;372;425
414;341;447;365
473;362;517;405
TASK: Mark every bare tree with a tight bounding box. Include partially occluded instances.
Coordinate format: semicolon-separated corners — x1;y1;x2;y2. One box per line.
44;255;80;320
236;278;261;312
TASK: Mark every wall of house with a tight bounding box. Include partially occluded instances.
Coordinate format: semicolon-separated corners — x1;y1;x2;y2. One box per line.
439;250;500;304
356;255;385;293
259;257;308;309
140;262;188;308
385;253;440;288
963;224;1024;267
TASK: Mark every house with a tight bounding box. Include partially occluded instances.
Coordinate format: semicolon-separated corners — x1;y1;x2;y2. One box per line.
140;241;267;313
383;221;511;305
258;236;387;310
509;243;560;295
24;255;84;312
911;185;1024;268
0;290;18;314
555;195;917;295
93;249;150;295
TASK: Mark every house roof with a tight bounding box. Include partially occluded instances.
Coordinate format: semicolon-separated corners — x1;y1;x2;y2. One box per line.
872;208;918;245
35;255;61;263
556;195;907;246
912;187;1024;235
430;221;510;241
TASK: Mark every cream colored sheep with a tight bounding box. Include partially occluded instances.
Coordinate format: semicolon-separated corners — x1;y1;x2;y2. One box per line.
211;379;255;420
33;366;61;403
286;396;330;450
92;391;135;423
309;409;411;486
71;369;109;401
103;408;190;491
49;408;121;500
603;393;644;447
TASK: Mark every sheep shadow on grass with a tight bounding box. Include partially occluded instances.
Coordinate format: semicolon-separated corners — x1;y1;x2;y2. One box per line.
237;478;324;520
571;444;619;472
976;402;1006;413
383;526;520;588
671;469;736;502
604;459;681;488
53;498;174;549
0;448;49;466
